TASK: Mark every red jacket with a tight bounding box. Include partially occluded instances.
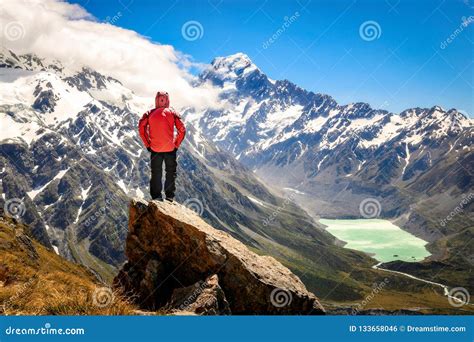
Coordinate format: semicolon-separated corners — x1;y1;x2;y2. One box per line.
138;107;186;152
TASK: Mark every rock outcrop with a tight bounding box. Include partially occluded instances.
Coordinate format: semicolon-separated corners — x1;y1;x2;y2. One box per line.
164;274;231;315
114;199;325;315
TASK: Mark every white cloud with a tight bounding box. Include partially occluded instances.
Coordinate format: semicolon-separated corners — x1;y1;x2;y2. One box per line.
0;0;221;110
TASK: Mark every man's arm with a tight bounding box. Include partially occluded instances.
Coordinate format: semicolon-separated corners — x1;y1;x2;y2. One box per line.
173;111;186;149
138;112;151;149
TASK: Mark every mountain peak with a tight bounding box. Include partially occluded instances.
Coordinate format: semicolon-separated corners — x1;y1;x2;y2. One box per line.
212;52;252;66
211;52;258;76
199;53;261;87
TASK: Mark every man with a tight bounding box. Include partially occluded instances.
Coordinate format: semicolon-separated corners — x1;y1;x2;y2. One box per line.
138;91;186;202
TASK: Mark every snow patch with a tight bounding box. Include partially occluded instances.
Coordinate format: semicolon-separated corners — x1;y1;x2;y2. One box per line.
117;180;128;194
247;196;265;206
81;185;92;200
283;187;305;195
27;167;70;200
401;143;411;177
135;187;145;198
74;206;83;224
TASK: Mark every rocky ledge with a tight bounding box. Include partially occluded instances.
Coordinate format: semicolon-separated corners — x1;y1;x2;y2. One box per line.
114;199;325;315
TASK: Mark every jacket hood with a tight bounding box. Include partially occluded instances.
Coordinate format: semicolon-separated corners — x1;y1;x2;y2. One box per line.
155;91;170;108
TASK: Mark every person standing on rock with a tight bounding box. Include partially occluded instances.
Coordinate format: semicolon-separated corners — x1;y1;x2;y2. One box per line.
138;91;186;202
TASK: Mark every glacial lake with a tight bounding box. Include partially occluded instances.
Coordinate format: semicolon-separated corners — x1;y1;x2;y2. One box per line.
320;219;431;262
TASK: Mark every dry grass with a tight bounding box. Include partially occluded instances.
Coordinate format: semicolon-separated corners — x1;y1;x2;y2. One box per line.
323;287;474;315
363;289;474;314
0;217;137;315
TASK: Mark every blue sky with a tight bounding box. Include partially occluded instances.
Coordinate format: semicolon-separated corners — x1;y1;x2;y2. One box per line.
72;0;473;116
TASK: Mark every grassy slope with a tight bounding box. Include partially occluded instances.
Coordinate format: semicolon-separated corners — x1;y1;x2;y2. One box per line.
0;217;135;315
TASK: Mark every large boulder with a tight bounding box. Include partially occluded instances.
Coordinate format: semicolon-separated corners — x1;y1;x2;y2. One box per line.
165;274;231;315
114;199;325;315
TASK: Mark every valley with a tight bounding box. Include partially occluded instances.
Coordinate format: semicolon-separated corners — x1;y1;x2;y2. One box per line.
320;218;431;263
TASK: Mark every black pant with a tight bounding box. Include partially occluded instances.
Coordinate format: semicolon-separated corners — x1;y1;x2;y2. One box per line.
150;150;177;200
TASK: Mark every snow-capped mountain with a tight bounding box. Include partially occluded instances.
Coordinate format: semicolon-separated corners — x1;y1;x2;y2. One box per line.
0;49;152;277
190;53;473;240
194;53;471;166
1;49;384;299
188;53;473;295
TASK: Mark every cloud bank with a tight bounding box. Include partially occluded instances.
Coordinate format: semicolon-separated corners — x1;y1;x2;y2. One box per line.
0;0;220;110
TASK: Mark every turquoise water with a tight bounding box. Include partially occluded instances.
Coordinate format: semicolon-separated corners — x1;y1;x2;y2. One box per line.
320;219;431;262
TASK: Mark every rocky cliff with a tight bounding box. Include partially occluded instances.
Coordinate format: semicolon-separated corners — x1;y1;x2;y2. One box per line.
114;199;325;315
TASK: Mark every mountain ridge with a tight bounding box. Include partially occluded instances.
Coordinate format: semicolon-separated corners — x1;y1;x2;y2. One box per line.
192;51;472;221
204;52;471;119
0;48;380;303
0;48;472;312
